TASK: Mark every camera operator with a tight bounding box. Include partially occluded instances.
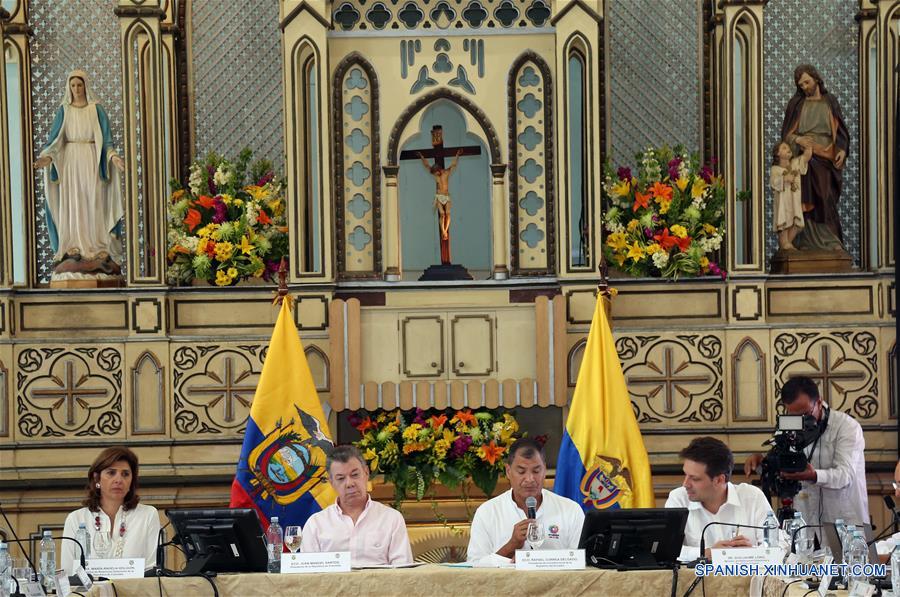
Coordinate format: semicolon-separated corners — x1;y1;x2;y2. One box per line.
744;376;869;557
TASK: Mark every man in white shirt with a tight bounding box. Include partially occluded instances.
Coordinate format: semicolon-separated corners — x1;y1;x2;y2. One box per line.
666;436;778;561
467;438;585;562
744;376;870;557
301;445;413;566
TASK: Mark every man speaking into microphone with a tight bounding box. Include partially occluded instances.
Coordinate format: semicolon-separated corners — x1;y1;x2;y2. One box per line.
467;438;584;562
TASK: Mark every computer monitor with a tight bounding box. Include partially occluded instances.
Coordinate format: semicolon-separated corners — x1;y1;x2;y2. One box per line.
578;508;689;570
167;508;269;575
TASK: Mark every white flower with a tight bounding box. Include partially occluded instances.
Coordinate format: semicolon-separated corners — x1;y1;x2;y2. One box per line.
691;196;706;210
213;165;231;188
652;251;669;269
188;164;205;196
245;203;258;227
181;235;199;251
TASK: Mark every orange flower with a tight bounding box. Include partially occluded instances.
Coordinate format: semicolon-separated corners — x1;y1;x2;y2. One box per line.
355;417;376;432
653;228;678;251
675;235;692;252
196;195;216;209
478;441;505;465
257;210;272;225
452;409;476;427
430;414;448;429
184;208;202;232
204;240;217;258
649;181;673;202
632;191;652;212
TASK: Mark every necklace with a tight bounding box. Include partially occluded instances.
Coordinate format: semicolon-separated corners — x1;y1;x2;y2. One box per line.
94;510;127;537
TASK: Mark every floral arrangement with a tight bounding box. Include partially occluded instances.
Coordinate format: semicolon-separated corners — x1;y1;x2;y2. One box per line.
351;408;522;507
166;149;288;286
602;146;726;280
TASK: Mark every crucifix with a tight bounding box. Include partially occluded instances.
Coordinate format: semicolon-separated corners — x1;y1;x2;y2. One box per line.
399;125;481;265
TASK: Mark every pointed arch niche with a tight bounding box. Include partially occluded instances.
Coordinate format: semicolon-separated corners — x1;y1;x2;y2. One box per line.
731;337;767;422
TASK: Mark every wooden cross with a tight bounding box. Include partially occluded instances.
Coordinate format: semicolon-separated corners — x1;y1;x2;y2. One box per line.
627;347;713;414
186;356;256;423
398;125;481;168
31;360;109;426
794;344;866;403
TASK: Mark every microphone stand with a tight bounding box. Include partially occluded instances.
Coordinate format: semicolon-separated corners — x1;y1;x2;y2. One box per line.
683;522;770;597
0;502;39;582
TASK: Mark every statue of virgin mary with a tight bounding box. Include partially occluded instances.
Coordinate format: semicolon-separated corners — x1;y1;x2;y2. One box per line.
35;70;125;283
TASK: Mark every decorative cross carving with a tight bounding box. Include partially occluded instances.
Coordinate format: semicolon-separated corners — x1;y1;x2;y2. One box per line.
186;356;256;423
627;346;713;414
794;343;866;403
30;360;109;426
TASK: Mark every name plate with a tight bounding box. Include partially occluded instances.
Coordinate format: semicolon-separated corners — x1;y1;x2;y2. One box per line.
54;569;72;597
85;558;145;579
19;580;45;597
711;547;783;568
281;552;351;574
515;549;585;571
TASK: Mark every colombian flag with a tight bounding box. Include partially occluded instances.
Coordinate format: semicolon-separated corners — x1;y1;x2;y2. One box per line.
553;291;654;509
230;298;337;527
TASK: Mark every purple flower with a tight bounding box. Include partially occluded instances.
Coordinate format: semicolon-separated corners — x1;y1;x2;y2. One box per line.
207;165;217;195
700;166;714;183
257;172;274;186
413;408;427;425
667;157;682;181
644;228;654;239
211;199;227;224
449;435;473;458
348;412;362;428
616;167;632;181
708;262;727;280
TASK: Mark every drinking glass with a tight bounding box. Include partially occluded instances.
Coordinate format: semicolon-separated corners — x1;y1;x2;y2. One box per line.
92;531;111;559
526;522;545;550
284;526;302;553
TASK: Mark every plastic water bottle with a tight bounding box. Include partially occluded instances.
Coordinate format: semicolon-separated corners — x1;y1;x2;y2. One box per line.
890;546;900;597
834;518;846;550
39;530;56;593
75;521;92;563
0;542;11;597
791;512;812;559
847;530;869;587
265;517;283;573
763;512;780;549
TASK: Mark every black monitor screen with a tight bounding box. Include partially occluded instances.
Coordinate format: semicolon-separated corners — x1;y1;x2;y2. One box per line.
167;508;268;574
577;508;688;570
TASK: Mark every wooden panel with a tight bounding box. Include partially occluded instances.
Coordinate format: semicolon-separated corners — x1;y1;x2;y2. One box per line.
382;382;397;410
364;381;378;411
449;381;465;410
399;382;414;410
450;314;495;377
767;285;874;317
552;295;568;406
501;379;518;408
401;316;444;378
348;299;362;409
612;288;723;321
329;300;347;411
433;380;448;410
416;381;431;409
467;380;482;408
129;348;167;436
171;297;275;330
484;380;499;409
19;300;128;332
520;378;535;407
535;296;550;406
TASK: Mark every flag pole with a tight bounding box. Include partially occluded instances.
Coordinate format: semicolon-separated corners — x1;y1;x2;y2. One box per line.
273;258;291;308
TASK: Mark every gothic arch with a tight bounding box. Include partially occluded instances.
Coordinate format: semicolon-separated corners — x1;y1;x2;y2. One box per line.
386;88;502;165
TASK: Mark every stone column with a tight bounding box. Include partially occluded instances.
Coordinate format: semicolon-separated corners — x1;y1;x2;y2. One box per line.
382;164;401;281
490;163;509;280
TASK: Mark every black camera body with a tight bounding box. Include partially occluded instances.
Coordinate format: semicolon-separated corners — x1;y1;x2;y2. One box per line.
759;414;821;503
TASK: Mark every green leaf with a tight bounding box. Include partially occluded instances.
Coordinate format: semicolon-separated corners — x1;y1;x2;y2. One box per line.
471;466;499;497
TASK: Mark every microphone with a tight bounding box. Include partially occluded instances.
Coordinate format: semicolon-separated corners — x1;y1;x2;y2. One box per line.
0;502;39;582
698;521;768;561
0;535;88;573
789;524;823;555
525;496;537;520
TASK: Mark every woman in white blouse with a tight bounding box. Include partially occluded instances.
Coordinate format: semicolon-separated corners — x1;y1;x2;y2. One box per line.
62;446;160;574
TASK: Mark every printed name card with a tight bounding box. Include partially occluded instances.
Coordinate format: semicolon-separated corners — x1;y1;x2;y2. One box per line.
54;569;72;597
711;547;783;568
85;558;145;579
19;580;45;597
281;551;351;574
515;549;586;571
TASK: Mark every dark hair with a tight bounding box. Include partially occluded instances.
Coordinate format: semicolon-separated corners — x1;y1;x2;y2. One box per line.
793;64;828;96
507;437;546;466
773;140;791;165
430;164;442;174
83;446;141;511
781;376;820;404
326;444;367;475
679;437;733;481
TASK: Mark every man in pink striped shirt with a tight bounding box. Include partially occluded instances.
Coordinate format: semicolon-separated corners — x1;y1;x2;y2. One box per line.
301;445;413;566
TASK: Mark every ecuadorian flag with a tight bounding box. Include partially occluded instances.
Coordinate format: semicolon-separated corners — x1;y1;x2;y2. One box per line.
554;291;654;510
230;298;337;527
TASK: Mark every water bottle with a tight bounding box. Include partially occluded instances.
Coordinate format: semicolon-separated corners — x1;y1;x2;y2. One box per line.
791;512;812;559
847;530;869;587
39;530;56;593
763;512;780;549
75;521;92;563
0;542;11;597
834;518;846;551
842;525;857;564
265;517;283;573
890;546;900;597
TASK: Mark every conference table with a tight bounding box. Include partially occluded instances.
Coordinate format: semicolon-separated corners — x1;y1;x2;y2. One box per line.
82;565;754;596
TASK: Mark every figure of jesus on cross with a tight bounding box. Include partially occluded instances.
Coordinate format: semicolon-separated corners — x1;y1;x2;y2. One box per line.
400;125;480;265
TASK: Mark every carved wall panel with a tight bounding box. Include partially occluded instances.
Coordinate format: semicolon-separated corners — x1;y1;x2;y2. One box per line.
617;333;724;426
730;337;768;423
773;330;878;420
129;348;167;436
172;343;263;438
15;345;124;440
